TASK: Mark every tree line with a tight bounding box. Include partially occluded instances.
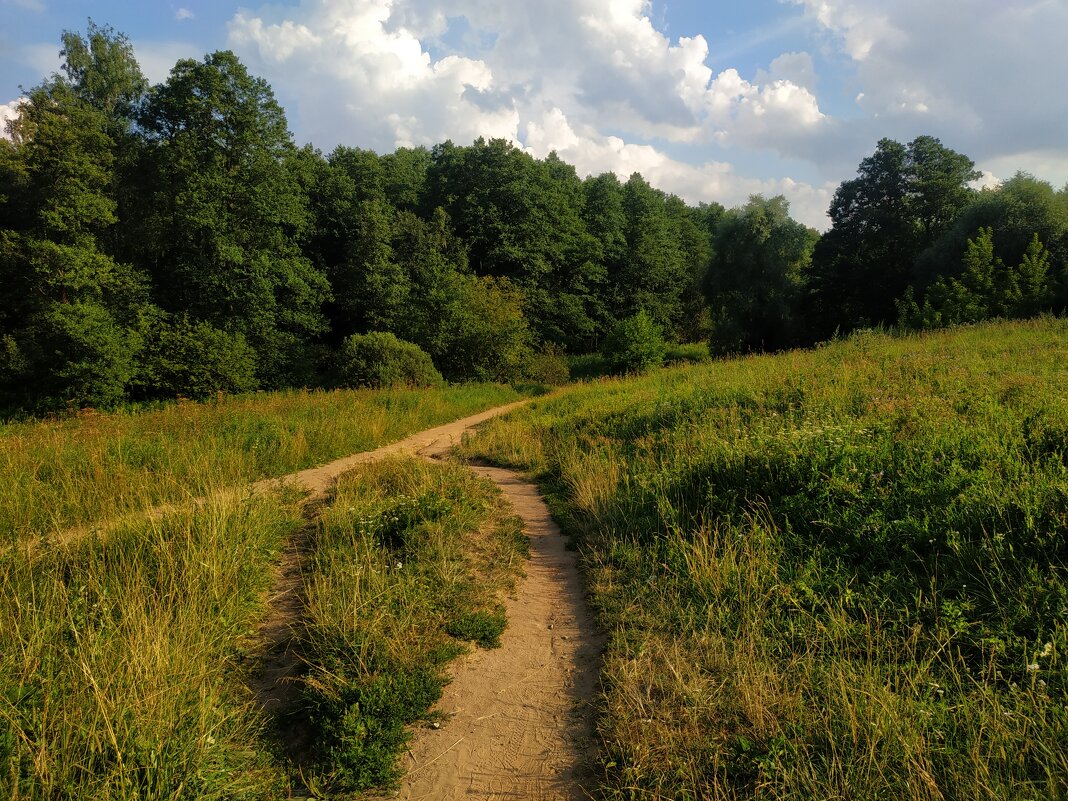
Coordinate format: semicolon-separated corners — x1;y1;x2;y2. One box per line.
1;23;1066;414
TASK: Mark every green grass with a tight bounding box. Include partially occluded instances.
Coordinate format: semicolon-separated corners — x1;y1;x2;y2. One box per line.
0;490;303;800
294;456;527;795
665;341;712;365
462;318;1068;800
0;382;527;799
0;383;521;541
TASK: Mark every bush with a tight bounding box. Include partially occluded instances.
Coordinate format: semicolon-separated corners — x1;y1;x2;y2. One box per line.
26;301;141;411
135;315;258;399
523;344;570;385
336;332;443;389
602;310;666;374
434;275;533;383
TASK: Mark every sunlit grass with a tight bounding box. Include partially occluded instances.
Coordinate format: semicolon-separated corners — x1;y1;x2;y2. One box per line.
0;490;303;800
295;456;527;794
463;318;1068;800
0;383;521;540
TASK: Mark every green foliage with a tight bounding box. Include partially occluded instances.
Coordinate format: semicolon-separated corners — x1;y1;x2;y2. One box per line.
434;275;535;383
706;195;816;353
135;315;258;400
309;663;445;790
809;136;981;335
900;227;1056;328
137;50;329;380
59;21;147;124
522;344;571;386
446;606;508;648
602;310;666;374
336;331;443;389
24;301;140;411
6;22;1067;411
915;173;1068;288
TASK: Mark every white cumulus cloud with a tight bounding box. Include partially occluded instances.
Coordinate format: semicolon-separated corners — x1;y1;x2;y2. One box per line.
226;0;831;222
787;0;1068;182
0;98;27;141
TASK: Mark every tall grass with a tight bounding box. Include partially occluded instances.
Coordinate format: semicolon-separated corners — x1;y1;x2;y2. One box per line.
0;383;521;541
294;457;527;795
0;490;303;800
463;318;1068;800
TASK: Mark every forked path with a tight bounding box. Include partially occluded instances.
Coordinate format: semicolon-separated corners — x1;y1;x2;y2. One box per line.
255;401;604;799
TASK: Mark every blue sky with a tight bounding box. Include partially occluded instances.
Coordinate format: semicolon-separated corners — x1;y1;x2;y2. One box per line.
3;0;1067;229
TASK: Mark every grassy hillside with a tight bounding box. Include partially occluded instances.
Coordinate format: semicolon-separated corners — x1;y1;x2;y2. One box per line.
463;318;1068;800
0;383;521;541
0;383;527;798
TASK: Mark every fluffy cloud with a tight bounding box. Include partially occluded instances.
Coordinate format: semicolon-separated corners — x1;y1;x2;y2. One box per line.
524;106;834;229
788;0;1068;179
0;98;26;140
226;0;831;221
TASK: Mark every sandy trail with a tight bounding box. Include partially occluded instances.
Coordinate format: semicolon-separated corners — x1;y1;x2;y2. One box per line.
252;400;529;497
250;401;530;714
251;400;603;799
390;462;604;801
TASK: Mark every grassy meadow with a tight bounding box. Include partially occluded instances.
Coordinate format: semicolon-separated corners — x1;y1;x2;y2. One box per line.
0;383;527;799
462;318;1068;800
0;383;521;541
0;489;303;799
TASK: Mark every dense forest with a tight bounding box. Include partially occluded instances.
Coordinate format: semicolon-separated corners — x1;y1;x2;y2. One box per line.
2;23;1067;414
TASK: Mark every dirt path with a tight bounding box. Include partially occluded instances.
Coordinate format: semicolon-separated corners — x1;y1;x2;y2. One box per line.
391;462;604;801
248;401;530;715
249;400;604;799
252;400;528;497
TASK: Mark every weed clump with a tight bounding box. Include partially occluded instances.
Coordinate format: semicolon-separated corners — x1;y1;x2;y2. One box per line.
447;606;508;648
602;310;666;375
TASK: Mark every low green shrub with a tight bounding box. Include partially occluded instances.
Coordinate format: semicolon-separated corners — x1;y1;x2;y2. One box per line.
523;345;570;385
336;332;443;389
309;660;447;790
134;315;258;400
602;310;666;374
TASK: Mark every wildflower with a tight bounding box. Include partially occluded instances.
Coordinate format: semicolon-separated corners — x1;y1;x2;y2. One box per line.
395;561;404;569
1039;642;1054;659
1027;663;1040;673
